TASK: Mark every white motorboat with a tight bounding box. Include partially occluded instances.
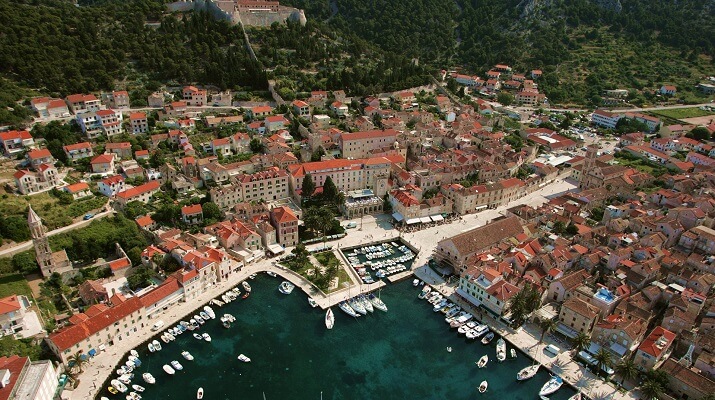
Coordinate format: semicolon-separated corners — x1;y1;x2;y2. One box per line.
349;298;367;315
308;297;318;308
473;324;489;338
476;355;488;368
279;281;295;295
266;271;277;277
160;333;170;344
132;384;145;393
358;295;374;313
338;301;360;317
142;373;155;384
450;313;473;328
182;351;194;361
163;365;175;375
202;333;211;342
152;340;162;351
458;321;477;335
242;281;252;292
199;311;210;321
432;300;448;312
203;306;215;319
195;315;205;325
481;331;495;345
127;392;142;400
249;274;257;279
412;279;420;286
197;388;204;399
118;374;132;385
539;375;563;396
511;349;517;359
325;308;334;330
568;393;582;400
171;360;184;370
367;294;387;312
193;333;202;340
478;380;488;393
517;364;539;381
237;354;251;363
418;286;432;299
130;350;139;358
111;379;128;393
496;338;507;362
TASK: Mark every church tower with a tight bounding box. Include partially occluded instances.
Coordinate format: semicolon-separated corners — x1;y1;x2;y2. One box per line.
580;144;599;189
28;206;54;276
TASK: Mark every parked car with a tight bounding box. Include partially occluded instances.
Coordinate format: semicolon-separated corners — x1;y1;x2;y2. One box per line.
83;213;94;220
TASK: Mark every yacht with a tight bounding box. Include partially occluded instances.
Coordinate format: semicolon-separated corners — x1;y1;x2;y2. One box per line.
517;364;540;381
458;321;477;334
349;297;367;315
367;293;388;312
171;360;183;371
132;385;145;393
539;375;563;397
473;324;489;338
197;388;204;400
476;355;488;368
496;338;507;362
279;281;295;295
338;301;360;318
111;380;127;393
152;340;162;351
418;286;432;299
358;295;374;313
325;308;335;329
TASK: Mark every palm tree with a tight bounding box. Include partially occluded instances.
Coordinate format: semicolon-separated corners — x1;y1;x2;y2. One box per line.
614;358;637;386
538;318;557;344
640;379;664;400
572;332;591;353
593;348;613;377
67;351;86;374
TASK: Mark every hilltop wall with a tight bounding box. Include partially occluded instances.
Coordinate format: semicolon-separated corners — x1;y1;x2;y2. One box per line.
166;0;306;27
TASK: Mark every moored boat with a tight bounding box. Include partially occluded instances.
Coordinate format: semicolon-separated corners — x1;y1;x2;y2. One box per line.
203;306;215;319
481;331;495;345
539;375;563;397
193;333;202;340
130;350;139;358
476;355;488;368
496;338;506;362
163;365;175;375
367;293;388;312
511;349;517;359
242;281;252;292
111;379;128;393
279;281;295;295
325;308;334;330
142;373;155;384
171;360;183;370
237;354;251;363
568;393;582;400
308;297;318;308
182;351;194;361
202;333;211;342
266;271;277;277
197;388;204;399
418;286;432;299
478;380;488;393
126;392;141;400
517;364;539;381
358;295;374;313
412;279;420;286
152;340;162;351
338;301;360;318
132;384;145;393
349;297;367;315
199;311;210;321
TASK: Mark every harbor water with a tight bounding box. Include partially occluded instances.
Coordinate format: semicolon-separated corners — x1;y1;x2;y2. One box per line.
99;277;576;400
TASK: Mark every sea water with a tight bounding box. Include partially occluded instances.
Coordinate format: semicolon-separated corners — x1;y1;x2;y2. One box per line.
99;277;576;400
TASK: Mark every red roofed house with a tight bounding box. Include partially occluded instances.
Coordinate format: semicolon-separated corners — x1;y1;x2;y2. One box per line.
248;105;273;119
78;279;110;304
64;93;101;113
62;182;91;200
98;175;125;197
0;130;34;156
181;204;204;225
135;215;157;231
633;326;675;371
63;142;94;162
104;90;130;109
90;154;115;174
211;137;231;156
13;164;59;195
115;180;161;208
182;86;207;106
108;257;131;278
269;206;299;247
591;314;648;358
26;148;55;169
105;142;133;159
140;277;183;318
46;296;145;364
0;295;33;337
265;115;288;133
130;112;148;134
659;85;677;96
292;100;310;117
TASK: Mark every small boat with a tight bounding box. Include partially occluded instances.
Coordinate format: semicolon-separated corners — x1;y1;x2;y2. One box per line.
412;279;420;286
418;286;432;299
242;281;252;292
118;374;132;385
447;347;452;352
279;281;295;295
160;334;170;344
126;392;141;400
367;294;388;312
325;308;335;330
568;393;582;400
197;388;204;399
237;354;251;363
517;364;539;381
478;380;488;393
496;338;506;362
148;343;156;353
163;365;175;375
199;311;210;321
511;349;517;358
223;320;231;328
202;333;211;342
132;385;145;393
142;373;155;384
108;387;118;395
194;332;203;340
266;271;277;277
249;274;257;279
195;315;205;325
182;351;194;361
539;375;563;396
111;379;128;393
153;340;162;351
130;350;139;358
242;291;250;299
308;297;318;308
203;306;216;319
171;360;184;371
481;331;495;345
476;355;488;368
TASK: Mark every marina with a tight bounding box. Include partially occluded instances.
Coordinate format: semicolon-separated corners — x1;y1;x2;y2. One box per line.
96;278;576;400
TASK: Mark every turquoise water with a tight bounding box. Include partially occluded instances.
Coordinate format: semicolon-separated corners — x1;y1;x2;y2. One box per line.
100;277;576;400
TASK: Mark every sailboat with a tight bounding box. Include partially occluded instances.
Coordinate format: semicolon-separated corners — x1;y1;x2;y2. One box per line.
538;375;563;396
517;364;540;381
325;308;334;330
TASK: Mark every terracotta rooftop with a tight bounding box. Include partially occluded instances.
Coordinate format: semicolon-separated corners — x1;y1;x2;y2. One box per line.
440;216;523;256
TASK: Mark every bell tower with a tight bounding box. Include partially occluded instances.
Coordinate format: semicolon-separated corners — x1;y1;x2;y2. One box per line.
580;144;599;189
28;206;54;276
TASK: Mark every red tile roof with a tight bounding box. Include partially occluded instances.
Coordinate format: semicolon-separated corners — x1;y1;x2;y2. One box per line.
63;142;92;152
135;215;155;228
101;175;124;185
341;129;398;141
0;130;32;142
140;277;180;307
638;326;676;358
271;206;298;223
130;112;146;120
91;154;114;164
0;295;22;315
106;142;131;150
109;258;131;271
27;148;52;160
181;204;203;215
116;180;161;200
64;182;89;193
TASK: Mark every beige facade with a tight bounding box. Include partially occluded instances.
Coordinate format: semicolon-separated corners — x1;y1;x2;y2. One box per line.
339;129;398;159
288;157;392;201
557;297;600;338
210;167;290;210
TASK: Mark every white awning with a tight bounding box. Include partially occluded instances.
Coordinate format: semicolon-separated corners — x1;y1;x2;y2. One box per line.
405;218;420;225
267;244;284;255
475;205;488;210
430;214;444;222
419;216;431;224
392;212;404;222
